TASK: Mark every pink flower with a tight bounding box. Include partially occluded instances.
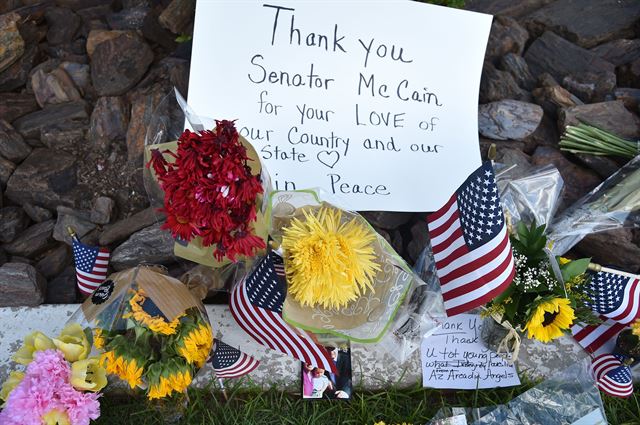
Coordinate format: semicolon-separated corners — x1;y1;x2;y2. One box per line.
0;349;101;425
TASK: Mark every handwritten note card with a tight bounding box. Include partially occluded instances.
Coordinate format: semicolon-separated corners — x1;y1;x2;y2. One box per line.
187;1;491;211
421;314;520;389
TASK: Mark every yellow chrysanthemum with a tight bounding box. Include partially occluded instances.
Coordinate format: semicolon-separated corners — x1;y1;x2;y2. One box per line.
525;298;575;343
100;351;144;389
93;328;105;350
176;323;213;368
282;208;380;309
123;290;184;335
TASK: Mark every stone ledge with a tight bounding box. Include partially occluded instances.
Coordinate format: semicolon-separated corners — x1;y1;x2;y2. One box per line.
0;305;624;389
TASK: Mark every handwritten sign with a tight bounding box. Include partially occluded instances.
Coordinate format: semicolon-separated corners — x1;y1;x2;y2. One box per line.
187;1;491;211
421;314;520;389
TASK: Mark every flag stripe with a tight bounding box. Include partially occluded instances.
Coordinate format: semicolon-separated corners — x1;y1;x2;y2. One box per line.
605;278;640;324
428;195;456;223
215;356;260;378
439;229;511;287
591;354;633;398
230;278;335;372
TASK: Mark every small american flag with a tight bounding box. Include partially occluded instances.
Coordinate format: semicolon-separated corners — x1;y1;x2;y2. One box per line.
586;269;640;325
571;317;627;356
591;353;633;398
72;236;110;296
427;162;515;316
210;340;259;378
229;252;336;373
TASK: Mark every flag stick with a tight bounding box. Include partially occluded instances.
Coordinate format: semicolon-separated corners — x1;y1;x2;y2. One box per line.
217;376;229;402
588;262;639;280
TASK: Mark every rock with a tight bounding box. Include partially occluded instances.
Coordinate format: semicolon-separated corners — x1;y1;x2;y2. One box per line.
524;0;640;49
522;114;559;153
45;266;77;304
524;31;615;82
407;220;430;263
40;121;86;151
576;228;640;273
158;0;195;34
58;62;91;95
0;44;37;91
56;0;114;11
618;58;640;89
0;93;38;122
0;156;15;187
0;13;25;73
0;0;22;14
126;86;167;162
53;206;96;245
23;203;53;223
590;39;640;67
0;247;6;266
35;244;71;279
111;223;175;270
136;57;189;95
5;149;78;209
495;147;533;172
44;7;81;45
31;67;82;107
499;53;536;91
479;62;529;103
531;146;601;207
0;120;32;163
561;72;616;103
559;101;640;140
99;207;160;245
573;154;620;180
361;211;413;230
88;96;129;150
478;100;543;141
485;16;528;62
615;88;640;111
0;206;29;243
532;84;583;117
91;31;154;96
464;0;555;18
12;100;89;139
0;263;46;306
17;18;47;46
107;5;149;30
86;29;126;57
90;196;115;224
141;9;177;50
3;219;56;258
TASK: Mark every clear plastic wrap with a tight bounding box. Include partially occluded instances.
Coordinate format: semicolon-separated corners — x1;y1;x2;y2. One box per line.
68;265;213;400
142;88;272;268
496;164;564;230
267;189;446;343
547;155;640;256
428;358;606;425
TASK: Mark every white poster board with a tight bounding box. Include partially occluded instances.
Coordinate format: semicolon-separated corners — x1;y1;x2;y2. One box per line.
421;314;521;389
188;1;491;211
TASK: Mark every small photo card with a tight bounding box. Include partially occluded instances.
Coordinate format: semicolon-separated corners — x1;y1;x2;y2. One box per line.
301;336;352;400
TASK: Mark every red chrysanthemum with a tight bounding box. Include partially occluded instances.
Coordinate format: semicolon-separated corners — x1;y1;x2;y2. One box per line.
148;120;265;261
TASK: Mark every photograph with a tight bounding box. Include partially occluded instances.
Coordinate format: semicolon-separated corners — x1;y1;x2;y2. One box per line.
301;338;352;400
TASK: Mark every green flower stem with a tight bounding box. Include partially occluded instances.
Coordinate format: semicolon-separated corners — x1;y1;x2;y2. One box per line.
559;123;638;158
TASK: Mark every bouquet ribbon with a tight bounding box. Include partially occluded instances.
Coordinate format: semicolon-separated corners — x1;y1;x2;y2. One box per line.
491;312;522;364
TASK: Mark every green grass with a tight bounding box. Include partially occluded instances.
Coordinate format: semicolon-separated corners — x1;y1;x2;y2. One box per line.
95;380;640;425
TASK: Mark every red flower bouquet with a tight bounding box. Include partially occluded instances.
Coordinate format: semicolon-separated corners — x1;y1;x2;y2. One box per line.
147;120;266;262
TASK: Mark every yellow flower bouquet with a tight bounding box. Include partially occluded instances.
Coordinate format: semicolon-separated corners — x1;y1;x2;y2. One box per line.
482;221;599;352
68;265;213;401
265;190;429;343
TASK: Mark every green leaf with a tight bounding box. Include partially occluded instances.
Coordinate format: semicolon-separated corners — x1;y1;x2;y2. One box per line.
559;258;591;282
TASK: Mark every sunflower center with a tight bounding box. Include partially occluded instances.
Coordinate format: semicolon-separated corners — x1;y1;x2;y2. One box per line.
542;310;559;327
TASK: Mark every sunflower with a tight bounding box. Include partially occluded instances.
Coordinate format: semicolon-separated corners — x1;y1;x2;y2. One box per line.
176;323;213;368
147;360;193;400
525;298;575;343
123;290;184;335
99;350;144;389
282;207;380;309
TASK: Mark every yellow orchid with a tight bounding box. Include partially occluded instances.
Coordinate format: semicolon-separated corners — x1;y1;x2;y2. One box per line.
13;331;55;365
71;358;108;392
42;409;71;425
0;371;24;404
53;323;90;362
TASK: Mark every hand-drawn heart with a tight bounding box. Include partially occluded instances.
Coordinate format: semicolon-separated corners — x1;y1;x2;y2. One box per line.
317;150;340;168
